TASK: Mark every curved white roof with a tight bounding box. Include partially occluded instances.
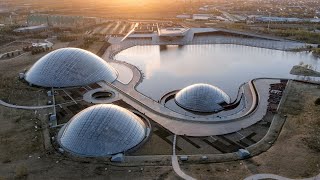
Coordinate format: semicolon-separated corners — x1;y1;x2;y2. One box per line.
25;48;118;87
58;104;147;157
175;83;231;113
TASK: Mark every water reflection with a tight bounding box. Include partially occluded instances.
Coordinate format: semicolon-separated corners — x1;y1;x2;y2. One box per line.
115;44;319;100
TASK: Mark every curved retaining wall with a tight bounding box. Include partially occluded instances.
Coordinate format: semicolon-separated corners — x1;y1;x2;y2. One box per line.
103;43;262;124
101;74;259;124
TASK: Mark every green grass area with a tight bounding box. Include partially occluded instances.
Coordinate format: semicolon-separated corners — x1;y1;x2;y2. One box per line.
267;29;320;44
220;23;320;44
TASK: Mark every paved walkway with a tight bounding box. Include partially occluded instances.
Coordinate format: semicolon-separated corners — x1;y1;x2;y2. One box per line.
109;62;133;84
106;32;312;55
99;45;278;136
0;100;53;110
106;57;257;122
99;50;276;136
0;43;279;136
159;82;247;119
172;135;196;180
172;156;196;180
244;173;320;180
111;79;261;135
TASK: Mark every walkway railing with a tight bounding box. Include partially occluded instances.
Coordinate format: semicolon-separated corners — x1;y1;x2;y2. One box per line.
100;74;259;123
101;42;263;123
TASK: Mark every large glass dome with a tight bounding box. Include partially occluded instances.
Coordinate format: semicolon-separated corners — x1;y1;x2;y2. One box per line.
174;83;231;113
58;104;147;157
25;48;118;87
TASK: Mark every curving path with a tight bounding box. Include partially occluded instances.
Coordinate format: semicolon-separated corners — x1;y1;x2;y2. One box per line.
172;156;195;180
0;43;282;136
100;78;269;136
0;100;53;110
106;53;257;123
98;46;278;136
159;90;180;105
172;135;196;180
244;173;320;180
83;88;121;104
109;62;133;84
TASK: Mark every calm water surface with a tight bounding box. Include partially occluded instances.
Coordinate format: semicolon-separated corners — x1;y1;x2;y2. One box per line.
115;44;319;100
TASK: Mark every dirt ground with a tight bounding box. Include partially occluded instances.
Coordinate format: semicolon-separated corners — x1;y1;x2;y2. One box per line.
0;43;320;179
0;41;68;106
0;41;68;78
178;81;320;179
249;81;320;178
86;42;106;55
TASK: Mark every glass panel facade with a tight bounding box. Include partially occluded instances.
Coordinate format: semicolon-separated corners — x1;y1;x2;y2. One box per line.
59;104;146;156
175;83;231;113
25;48;118;87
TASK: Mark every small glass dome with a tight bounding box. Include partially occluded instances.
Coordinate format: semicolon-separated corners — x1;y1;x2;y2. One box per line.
175;83;231;113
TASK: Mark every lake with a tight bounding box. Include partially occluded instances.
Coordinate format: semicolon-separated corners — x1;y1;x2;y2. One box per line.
115;44;319;100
